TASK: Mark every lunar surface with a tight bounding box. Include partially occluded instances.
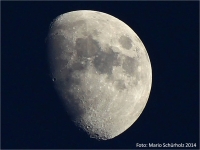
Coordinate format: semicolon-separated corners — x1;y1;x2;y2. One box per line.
47;10;152;140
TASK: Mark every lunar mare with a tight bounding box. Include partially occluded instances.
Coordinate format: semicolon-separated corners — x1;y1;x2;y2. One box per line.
47;10;152;140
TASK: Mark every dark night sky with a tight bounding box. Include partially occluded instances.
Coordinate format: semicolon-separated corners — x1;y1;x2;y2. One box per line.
2;1;199;149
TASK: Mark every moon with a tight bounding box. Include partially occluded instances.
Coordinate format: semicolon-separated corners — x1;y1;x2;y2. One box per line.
46;10;152;140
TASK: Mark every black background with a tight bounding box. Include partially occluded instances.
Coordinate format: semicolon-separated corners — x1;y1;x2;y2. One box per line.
2;1;199;149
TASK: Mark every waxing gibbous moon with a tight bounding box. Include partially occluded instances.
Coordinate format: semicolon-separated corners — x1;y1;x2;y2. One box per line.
46;10;152;140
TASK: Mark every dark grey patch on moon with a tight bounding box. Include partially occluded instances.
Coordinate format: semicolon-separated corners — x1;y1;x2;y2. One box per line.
92;30;100;36
122;56;138;75
71;60;87;71
121;56;148;86
75;36;99;58
115;79;126;90
119;36;132;50
93;48;120;75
